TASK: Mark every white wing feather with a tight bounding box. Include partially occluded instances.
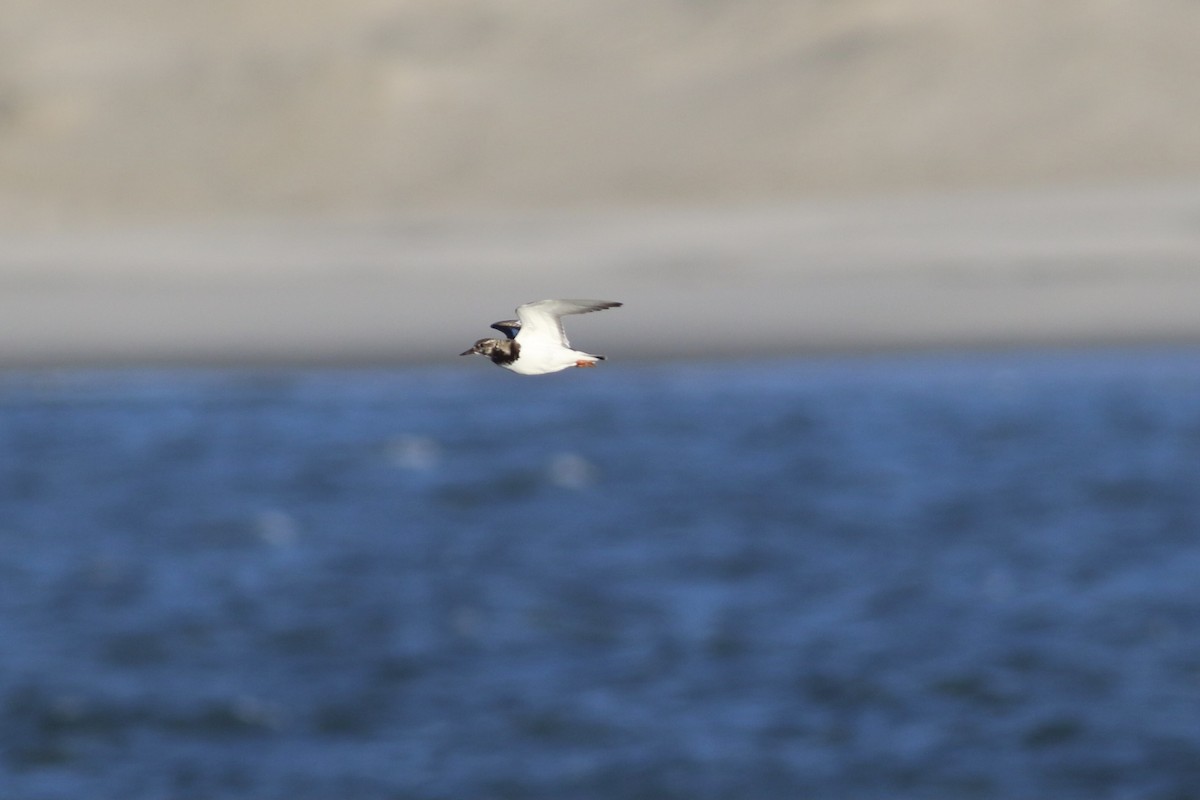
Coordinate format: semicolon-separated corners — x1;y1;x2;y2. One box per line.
514;299;620;349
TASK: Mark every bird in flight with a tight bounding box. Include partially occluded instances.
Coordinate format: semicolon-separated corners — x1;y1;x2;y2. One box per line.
460;299;622;375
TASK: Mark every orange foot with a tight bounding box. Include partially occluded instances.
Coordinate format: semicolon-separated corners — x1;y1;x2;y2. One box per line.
575;359;597;368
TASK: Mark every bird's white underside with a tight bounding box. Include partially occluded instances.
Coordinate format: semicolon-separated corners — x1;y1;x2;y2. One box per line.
505;299;614;375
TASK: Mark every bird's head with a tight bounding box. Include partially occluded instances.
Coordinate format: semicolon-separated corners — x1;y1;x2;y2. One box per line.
460;338;501;357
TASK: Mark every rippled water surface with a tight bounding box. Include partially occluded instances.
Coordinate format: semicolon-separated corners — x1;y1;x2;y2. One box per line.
2;350;1200;799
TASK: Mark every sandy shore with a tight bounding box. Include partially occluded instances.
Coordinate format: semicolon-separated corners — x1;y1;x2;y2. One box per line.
3;3;1199;365
5;1;1200;227
2;183;1198;366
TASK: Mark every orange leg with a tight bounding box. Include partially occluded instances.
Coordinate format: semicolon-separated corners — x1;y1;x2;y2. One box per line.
575;359;597;368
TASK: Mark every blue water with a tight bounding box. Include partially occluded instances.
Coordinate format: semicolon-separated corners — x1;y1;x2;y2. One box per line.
2;350;1200;799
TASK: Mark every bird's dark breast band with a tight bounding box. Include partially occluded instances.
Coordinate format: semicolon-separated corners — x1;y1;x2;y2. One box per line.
491;341;519;365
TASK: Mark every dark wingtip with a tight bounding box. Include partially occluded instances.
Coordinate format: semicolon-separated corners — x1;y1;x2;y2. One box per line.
490;320;521;339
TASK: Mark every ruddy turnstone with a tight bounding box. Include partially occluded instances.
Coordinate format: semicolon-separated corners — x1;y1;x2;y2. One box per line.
460;299;622;375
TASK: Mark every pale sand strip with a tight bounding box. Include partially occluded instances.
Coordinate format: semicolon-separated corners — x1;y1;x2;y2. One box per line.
1;184;1198;366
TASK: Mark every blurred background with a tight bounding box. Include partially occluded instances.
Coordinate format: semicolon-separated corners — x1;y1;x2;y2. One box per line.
2;0;1200;361
2;1;1200;798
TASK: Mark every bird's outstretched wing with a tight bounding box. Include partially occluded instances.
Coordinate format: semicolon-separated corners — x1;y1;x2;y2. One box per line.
514;299;622;348
490;320;521;340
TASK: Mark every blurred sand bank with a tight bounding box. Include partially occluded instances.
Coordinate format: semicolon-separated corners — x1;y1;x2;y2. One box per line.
3;1;1200;225
2;2;1199;364
2;183;1198;366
